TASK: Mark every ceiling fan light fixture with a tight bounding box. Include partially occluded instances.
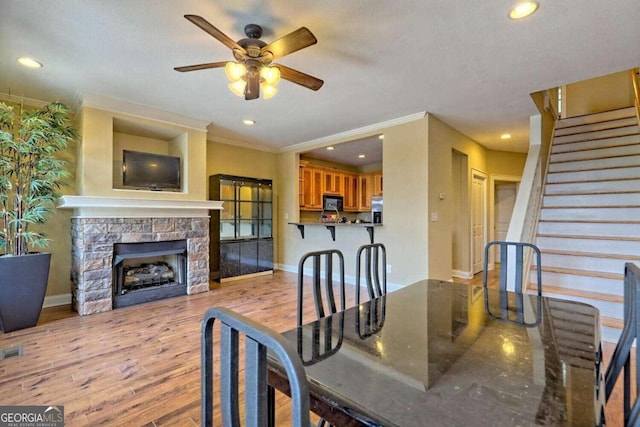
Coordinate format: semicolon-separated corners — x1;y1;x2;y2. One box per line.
260;66;281;86
228;80;247;97
225;61;247;81
261;83;278;99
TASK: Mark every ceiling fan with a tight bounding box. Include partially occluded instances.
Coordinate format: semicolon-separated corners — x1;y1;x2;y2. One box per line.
174;15;324;100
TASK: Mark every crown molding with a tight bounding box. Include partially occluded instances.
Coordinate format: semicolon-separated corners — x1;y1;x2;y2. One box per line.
74;91;210;131
0;92;51;108
206;134;279;153
281;111;427;153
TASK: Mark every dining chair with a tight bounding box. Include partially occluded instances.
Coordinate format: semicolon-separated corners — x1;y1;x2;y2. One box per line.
483;240;542;295
355;243;387;304
356;295;387;339
604;262;640;426
297;312;344;366
297;249;346;327
201;307;310;427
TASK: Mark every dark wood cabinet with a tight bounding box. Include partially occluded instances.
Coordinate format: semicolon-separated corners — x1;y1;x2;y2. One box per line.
210;174;273;281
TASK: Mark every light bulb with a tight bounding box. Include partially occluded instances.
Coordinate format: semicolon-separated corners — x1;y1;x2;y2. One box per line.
260;66;281;86
261;83;278;99
509;1;538;19
225;62;247;81
229;80;246;97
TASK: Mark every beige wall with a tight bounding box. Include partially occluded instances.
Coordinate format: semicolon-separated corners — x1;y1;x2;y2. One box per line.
427;115;526;280
278;117;431;287
565;70;635;117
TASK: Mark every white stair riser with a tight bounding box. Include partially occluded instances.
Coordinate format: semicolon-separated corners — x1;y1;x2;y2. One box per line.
534;253;632;275
545;179;640;195
557;108;636;129
540;207;640;222
554;117;638;137
552;134;640;154
543;193;640;207
542;291;623;320
538;221;640;236
548;155;640;173
551;143;640;163
547;166;640;183
536;271;623;296
537;236;640;255
554;125;639;144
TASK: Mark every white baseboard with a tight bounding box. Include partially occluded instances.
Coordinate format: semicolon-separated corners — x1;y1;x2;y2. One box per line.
43;293;72;308
275;263;402;291
451;269;473;280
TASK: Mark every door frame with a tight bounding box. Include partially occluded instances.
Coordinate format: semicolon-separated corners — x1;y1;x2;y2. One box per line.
488;174;521;270
471;169;488;275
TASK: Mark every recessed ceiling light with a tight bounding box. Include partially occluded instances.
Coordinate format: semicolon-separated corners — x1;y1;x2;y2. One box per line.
378;134;384;140
326;146;335;151
17;57;43;68
358;154;366;159
509;1;539;19
500;133;512;140
243;119;255;126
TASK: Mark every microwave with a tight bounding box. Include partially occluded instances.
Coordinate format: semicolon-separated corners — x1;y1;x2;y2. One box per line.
323;195;343;211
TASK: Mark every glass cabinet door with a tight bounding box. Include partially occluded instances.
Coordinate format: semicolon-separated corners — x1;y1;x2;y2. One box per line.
219;179;236;200
258;183;272;203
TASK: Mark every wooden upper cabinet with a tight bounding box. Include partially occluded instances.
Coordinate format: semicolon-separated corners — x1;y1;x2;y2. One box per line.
343;173;359;211
300;166;323;210
358;174;373;210
372;172;383;196
323;170;343;195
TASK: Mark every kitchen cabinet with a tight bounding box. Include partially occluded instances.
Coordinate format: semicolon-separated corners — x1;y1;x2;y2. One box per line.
343;173;359;211
359;174;373;210
210;174;273;280
300;166;323;209
323;170;343;195
372;172;383;196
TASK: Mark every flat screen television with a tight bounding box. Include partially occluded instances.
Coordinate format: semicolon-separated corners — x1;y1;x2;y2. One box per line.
122;150;181;191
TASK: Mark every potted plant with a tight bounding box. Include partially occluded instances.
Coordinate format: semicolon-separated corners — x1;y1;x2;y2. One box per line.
0;101;77;332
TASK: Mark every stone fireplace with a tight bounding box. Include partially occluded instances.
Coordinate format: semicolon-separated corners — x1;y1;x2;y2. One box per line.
61;196;223;315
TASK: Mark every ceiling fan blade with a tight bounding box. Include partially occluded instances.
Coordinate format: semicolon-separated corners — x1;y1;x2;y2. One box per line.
174;61;227;72
184;15;246;53
273;64;324;91
261;27;317;60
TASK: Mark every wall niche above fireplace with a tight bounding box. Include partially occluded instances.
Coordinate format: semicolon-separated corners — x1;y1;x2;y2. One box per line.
112;117;187;193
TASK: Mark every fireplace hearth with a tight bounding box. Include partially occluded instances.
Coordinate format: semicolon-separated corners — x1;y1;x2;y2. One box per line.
112;240;187;308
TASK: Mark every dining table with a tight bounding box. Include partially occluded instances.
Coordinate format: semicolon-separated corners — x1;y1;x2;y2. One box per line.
267;279;606;426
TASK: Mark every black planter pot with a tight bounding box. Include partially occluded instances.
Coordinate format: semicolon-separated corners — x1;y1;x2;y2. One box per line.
0;252;51;333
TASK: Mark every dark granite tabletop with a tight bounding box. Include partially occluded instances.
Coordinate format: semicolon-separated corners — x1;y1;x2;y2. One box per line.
269;279;605;426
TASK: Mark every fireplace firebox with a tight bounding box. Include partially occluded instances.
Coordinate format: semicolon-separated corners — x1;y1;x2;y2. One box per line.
112;240;188;308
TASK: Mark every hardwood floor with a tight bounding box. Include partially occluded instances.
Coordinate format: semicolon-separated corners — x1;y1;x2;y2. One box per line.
0;270;625;426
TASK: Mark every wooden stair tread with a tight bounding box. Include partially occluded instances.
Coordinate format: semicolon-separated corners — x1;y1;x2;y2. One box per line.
539;249;640;261
550;153;640;164
537;233;640;242
536;284;623;304
544;189;640;196
601;316;624;329
546;176;640;185
539;266;623;280
552;132;640;146
538;219;640;224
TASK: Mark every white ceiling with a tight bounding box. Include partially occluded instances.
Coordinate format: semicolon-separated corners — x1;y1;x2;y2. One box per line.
2;0;639;157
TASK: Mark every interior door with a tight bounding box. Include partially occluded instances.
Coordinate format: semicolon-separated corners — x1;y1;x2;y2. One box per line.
472;171;487;274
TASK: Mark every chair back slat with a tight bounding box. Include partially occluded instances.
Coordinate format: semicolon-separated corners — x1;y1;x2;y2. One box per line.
202;307;310;427
356;243;387;304
298;249;345;326
604;262;640;426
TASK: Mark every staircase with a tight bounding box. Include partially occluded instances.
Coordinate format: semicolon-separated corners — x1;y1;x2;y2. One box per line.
534;106;640;342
